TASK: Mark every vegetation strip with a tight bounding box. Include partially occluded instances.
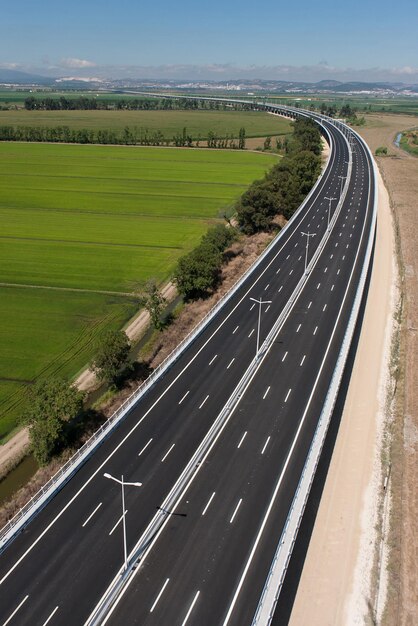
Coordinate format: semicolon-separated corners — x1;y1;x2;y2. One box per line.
0;143;275;440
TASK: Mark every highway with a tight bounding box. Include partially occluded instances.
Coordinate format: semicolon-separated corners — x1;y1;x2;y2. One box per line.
0;110;375;625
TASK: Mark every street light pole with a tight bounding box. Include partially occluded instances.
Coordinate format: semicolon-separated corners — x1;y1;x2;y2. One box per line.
324;196;336;229
104;472;142;572
301;231;316;274
339;174;346;197
249;297;272;356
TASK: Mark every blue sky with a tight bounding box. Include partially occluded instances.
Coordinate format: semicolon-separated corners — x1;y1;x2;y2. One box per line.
1;0;417;81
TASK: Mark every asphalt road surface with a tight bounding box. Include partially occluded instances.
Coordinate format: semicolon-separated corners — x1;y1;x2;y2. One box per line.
0;113;375;626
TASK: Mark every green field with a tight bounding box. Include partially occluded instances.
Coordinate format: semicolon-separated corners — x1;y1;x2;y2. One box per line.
0;142;277;440
0;108;292;139
400;129;418;156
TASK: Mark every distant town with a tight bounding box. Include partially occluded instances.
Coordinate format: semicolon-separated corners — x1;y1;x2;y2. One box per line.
1;68;418;96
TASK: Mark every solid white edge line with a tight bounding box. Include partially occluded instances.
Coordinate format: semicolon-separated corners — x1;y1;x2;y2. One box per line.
3;595;29;626
181;590;201;626
224;122;371;626
94;112;339;626
252;123;374;625
0;114;338;626
82;502;102;528
2;155;334;586
229;499;243;524
150;578;170;613
6;113;330;622
201;493;216;516
42;606;59;626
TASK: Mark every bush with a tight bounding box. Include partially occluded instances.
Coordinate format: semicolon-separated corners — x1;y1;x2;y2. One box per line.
375;146;388;156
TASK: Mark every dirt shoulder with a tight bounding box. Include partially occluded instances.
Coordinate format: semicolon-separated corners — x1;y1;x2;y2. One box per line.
289;113;418;626
289;151;396;626
359;114;418;626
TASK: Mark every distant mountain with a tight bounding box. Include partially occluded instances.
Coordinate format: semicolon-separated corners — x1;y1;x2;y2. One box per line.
1;70;417;95
0;68;53;85
314;80;344;88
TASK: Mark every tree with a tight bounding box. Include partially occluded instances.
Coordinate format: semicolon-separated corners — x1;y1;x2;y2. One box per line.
138;280;167;330
340;104;356;118
201;224;236;252
21;379;84;465
92;330;131;384
174;243;222;300
291;118;322;155
236;180;278;234
238;127;246;149
263;136;272;151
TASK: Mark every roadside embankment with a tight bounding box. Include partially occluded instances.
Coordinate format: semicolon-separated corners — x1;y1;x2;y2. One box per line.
289;150;396;626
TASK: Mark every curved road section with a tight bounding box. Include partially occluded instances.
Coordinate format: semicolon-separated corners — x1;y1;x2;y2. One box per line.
0;106;376;626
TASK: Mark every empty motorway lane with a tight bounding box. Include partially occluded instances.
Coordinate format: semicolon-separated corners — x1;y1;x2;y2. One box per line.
0;110;375;626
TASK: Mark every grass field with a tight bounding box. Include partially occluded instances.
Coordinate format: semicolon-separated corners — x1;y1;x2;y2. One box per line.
0;142;277;440
0;109;292;140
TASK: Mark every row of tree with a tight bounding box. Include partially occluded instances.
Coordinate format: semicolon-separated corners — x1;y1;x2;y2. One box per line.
20;119;322;466
24;96;253;112
0;124;247;148
236;118;322;234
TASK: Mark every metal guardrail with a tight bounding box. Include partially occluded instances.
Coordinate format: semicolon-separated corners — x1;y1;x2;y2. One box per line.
0;110;334;553
251;124;378;625
86;128;352;625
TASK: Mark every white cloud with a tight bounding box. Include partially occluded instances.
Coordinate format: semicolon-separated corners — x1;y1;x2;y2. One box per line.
391;65;418;75
59;57;96;69
0;62;22;69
